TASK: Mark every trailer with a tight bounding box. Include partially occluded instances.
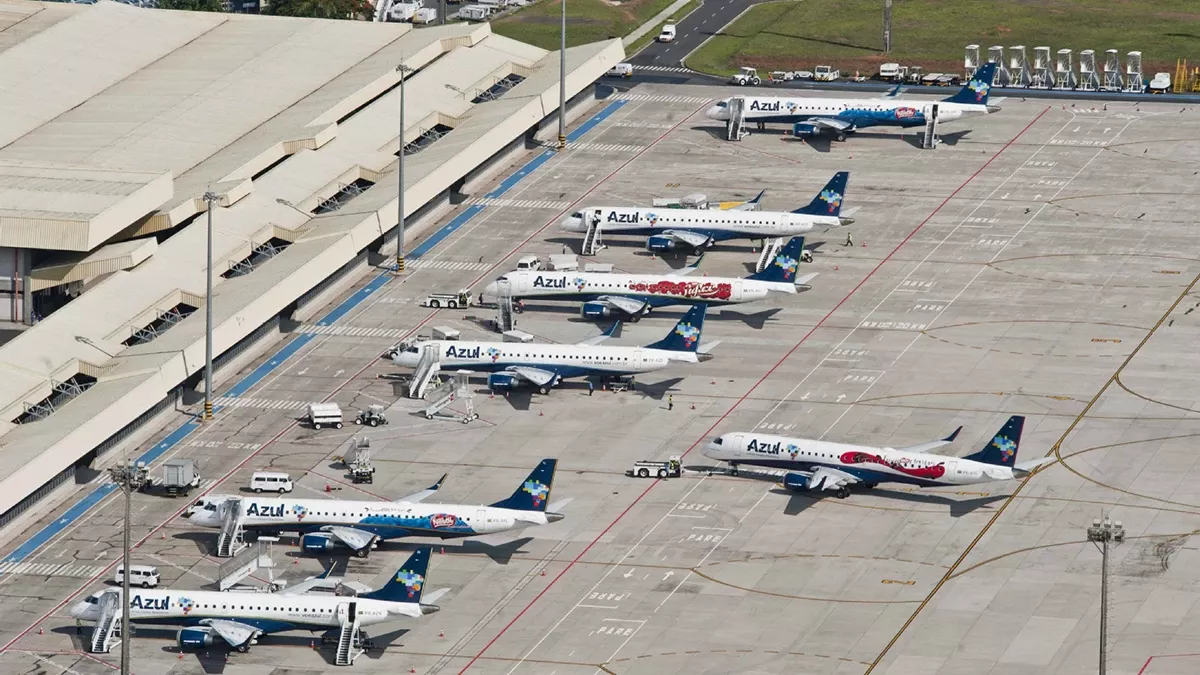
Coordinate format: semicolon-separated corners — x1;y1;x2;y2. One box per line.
627;456;681;479
308;402;343;430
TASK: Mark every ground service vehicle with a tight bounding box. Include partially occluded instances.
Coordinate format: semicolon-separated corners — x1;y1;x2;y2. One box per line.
730;67;761;86
421;290;471;309
813;65;839;81
355;405;389;427
628;456;681;479
160;459;200;497
308;402;343;429
250;472;293;494
115;565;160;589
607;63;633;78
657;23;676;43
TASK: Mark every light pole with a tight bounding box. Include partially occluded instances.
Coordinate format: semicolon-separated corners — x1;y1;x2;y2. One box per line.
394;62;413;274
275;197;309;217
883;0;892;53
109;461;147;675
1087;515;1125;675
557;0;566;150
201;191;217;421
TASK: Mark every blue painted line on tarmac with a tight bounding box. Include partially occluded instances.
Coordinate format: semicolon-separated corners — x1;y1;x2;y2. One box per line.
1;99;629;568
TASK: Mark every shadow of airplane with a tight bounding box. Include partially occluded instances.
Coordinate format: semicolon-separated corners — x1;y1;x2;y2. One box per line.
381;537;534;565
633;376;684;401
900;129;972;149
717;307;783;330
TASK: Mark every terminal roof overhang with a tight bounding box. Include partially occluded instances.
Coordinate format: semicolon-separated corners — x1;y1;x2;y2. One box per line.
0;0;623;517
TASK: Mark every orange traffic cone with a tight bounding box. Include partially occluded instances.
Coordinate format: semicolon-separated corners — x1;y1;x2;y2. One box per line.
538;410;544;417
324;483;332;493
440;547;445;554
439;630;445;639
861;242;866;247
179;653;184;659
834;264;839;271
690;403;695;410
38;626;43;635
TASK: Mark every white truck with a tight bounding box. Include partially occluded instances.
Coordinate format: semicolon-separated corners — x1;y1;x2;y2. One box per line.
627;456;681;479
813;65;840;82
159;459;201;497
412;7;437;23
657;23;676;43
458;5;490;20
421;289;472;309
730;66;761;86
308;403;344;430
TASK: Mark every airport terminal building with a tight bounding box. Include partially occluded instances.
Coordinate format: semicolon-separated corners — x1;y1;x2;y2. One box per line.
0;0;622;532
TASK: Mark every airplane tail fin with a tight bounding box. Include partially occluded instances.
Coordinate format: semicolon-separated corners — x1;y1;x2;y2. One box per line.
747;237;805;284
746;190;765;206
490;459;557;512
943;62;997;106
963;415;1025;467
793;172;849;217
360;547;431;604
644;304;707;353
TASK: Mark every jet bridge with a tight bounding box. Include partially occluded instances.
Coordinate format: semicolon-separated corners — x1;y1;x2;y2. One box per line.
88;589;122;653
424;370;478;423
725;96;748;141
408;344;442;399
216;497;248;558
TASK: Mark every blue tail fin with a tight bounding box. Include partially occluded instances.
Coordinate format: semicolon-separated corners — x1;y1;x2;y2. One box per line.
747;237;804;283
943;63;996;105
793;172;849;216
360;547;431;603
490;459;557;512
963;415;1025;467
644;304;706;352
746;190;765;206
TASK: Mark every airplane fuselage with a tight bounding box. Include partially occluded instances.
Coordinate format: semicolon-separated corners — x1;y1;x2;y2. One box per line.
703;432;1020;487
485;270;792;308
69;587;414;632
186;497;558;540
561;206;843;238
705;96;994;128
391;340;696;378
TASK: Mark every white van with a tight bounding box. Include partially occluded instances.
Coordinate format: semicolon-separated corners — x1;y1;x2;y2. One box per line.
115;565;160;589
515;255;542;271
250;471;293;494
657;23;676;43
606;63;634;78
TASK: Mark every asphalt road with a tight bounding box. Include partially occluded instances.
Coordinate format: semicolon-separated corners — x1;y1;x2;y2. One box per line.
630;0;766;70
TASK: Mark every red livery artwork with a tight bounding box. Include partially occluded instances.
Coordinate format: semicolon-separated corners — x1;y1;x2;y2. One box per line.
838;451;945;479
627;280;732;300
429;513;459;528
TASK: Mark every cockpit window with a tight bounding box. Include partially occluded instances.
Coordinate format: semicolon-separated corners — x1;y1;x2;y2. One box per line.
571;212;582;219
496;275;508;282
713;437;723;445
716;101;728;108
405;346;420;354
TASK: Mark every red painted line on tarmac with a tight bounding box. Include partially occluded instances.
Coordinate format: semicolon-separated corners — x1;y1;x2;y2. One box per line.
455;105;1053;674
1137;652;1200;675
0;98;701;653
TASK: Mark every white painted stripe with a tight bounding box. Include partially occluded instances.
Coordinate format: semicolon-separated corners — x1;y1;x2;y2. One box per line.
407;259;491;272
468;197;572;209
617;93;711;104
635;65;694;73
295;324;414;339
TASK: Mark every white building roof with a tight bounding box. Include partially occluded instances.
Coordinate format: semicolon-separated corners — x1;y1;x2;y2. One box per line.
0;0;623;518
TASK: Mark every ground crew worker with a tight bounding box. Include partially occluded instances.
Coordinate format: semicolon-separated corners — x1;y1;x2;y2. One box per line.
845;231;854;247
668;395;674;411
588;381;594;396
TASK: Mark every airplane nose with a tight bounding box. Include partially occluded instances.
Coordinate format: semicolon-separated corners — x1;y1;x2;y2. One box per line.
420;603;441;615
986;104;1002;114
838;216;855;226
705;106;721;120
561;216;581;231
482;281;497;297
545;511;565;523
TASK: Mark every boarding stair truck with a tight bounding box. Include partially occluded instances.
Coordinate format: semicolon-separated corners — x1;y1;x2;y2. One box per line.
628;456;681;479
160;459;201;497
813;65;839;82
308;402;344;429
730;67;761;86
421;289;472;309
349;441;375;484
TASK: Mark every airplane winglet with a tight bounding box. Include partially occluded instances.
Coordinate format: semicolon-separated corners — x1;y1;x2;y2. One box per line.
749;189;765;204
943;426;963;443
605;320;622;340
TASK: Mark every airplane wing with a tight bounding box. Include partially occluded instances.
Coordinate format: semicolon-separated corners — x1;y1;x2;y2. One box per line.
395;473;448;504
796;466;862;491
199;618;260;648
896;426;962;455
697;340;721;354
576;319;623;346
591;295;647;318
808;117;853;132
795;272;819;288
321;526;377;552
658;229;712;249
505;365;558;387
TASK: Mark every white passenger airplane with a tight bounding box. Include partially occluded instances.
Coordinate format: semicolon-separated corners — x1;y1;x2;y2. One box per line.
186;460;566;557
483;237;815;321
703;415;1053;498
69;548;440;653
391;304;715;393
705;63;1000;141
561;172;852;253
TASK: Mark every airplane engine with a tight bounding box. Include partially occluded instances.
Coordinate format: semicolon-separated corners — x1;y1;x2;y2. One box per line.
581;301;614;320
487;373;522;391
177;627;217;650
781;472;815;492
646;235;677;252
791;123;820;137
301;532;343;553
